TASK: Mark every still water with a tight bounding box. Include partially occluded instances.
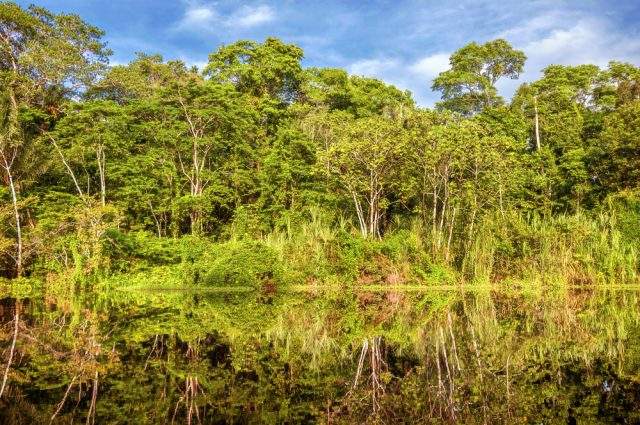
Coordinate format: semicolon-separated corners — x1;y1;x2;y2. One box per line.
0;286;639;424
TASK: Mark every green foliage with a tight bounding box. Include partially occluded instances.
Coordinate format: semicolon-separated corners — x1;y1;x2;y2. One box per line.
433;39;526;115
205;37;304;104
592;101;640;194
0;2;639;287
200;240;285;287
463;211;638;284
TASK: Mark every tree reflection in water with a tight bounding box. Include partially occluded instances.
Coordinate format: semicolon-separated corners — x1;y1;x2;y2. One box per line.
0;287;639;424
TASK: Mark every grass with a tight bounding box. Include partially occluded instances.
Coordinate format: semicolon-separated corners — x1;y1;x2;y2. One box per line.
18;201;640;290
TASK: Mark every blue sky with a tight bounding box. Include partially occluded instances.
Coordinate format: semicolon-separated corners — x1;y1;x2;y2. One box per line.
17;0;640;106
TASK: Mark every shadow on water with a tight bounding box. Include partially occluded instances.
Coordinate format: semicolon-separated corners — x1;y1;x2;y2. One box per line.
0;285;639;424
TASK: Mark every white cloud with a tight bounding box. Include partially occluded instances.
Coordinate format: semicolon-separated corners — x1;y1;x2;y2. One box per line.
498;10;575;43
183;59;208;71
231;5;275;28
348;8;640;108
175;3;275;33
181;5;218;27
167;3;639;108
408;53;450;82
522;19;640;69
497;17;640;98
348;58;400;76
346;55;447;106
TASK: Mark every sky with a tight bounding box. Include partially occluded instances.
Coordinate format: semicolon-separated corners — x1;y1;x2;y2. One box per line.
16;0;640;106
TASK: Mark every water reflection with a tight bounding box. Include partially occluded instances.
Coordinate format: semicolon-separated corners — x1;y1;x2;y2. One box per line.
0;287;639;423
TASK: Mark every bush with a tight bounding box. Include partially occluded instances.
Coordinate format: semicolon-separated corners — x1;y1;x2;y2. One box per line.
200;240;286;288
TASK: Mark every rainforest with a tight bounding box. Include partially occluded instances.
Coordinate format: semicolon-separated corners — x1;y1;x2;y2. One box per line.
1;1;640;424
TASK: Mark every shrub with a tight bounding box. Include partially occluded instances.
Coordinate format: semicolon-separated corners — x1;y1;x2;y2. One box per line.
200;240;286;288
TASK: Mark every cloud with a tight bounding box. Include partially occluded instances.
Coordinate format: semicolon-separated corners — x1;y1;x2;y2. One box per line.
345;13;640;108
497;16;640;98
408;53;450;83
174;3;275;33
231;5;275;28
181;5;218;27
498;10;577;43
165;1;639;108
522;19;640;69
346;55;448;106
348;58;400;76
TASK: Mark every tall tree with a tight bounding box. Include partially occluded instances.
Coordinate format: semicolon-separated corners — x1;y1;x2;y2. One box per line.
204;37;304;103
433;39;526;115
513;64;602;209
153;75;256;234
320;116;406;238
303;68;414;118
51;100;128;205
0;2;109;276
591;101;640;194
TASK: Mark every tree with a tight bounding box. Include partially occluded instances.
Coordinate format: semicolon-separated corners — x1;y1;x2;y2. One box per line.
433;39;526;115
204;37;304;104
403;112;522;260
593;61;640;110
320;116;406;238
153;76;256;234
256;124;317;227
512;64;602;209
0;2;109;276
51;100;128;206
591;101;640;193
87;53;190;103
303;67;414;118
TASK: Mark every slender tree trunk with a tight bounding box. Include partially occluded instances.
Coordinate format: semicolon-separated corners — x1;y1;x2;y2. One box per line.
190;138;204;235
367;170;380;239
534;95;541;151
1;152;22;277
2;86;24;277
438;166;450;251
149;201;162;237
368;194;378;239
432;183;438;253
446;206;457;263
7;170;21;277
96;144;106;206
51;376;77;423
350;189;367;238
86;371;98;425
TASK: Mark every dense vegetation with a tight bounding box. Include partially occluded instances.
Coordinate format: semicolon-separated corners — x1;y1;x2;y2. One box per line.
1;2;639;287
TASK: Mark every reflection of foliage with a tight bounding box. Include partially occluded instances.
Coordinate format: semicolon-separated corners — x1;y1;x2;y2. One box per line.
1;288;640;423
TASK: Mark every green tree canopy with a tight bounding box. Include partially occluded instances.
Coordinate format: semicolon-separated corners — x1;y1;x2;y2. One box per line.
433;39;526;115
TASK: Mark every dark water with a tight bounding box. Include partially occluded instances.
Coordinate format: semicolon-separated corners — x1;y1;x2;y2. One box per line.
1;286;639;424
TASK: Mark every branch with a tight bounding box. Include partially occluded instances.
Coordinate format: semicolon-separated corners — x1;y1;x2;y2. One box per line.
45;133;85;199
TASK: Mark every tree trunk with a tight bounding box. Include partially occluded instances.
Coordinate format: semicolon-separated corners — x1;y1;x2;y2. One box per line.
368;170;375;238
1;152;22;277
534;95;541;151
446;207;457;263
432;183;438;253
351;189;367;238
7;169;21;277
96;144;106;206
